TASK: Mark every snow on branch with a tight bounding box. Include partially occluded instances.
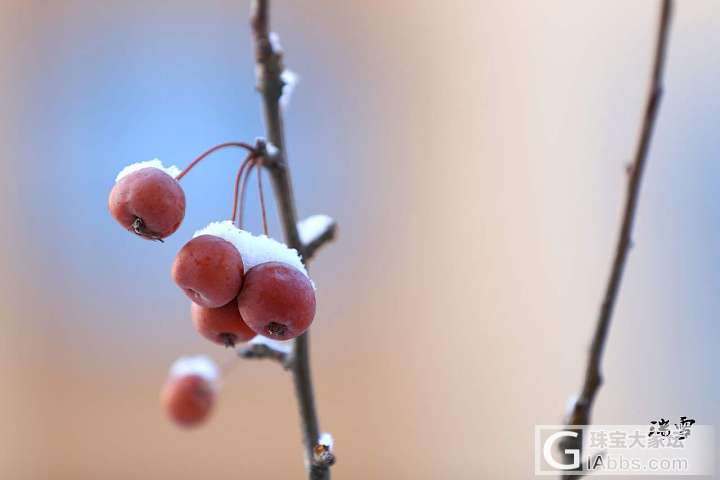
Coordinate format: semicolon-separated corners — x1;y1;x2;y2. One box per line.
298;215;337;261
238;335;294;369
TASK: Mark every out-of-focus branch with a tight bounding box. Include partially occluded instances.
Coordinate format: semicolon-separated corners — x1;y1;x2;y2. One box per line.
560;1;673;477
250;2;333;479
238;340;293;369
298;215;338;261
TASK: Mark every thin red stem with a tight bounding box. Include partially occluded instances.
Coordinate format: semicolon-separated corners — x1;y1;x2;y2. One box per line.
256;158;269;236
238;162;256;229
235;156;271;234
175;142;256;181
231;154;256;223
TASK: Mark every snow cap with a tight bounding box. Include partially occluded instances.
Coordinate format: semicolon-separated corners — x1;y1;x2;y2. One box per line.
115;159;181;183
193;220;310;280
169;355;219;385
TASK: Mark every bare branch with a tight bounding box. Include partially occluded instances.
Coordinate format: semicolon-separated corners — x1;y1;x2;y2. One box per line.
560;1;674;477
250;1;332;479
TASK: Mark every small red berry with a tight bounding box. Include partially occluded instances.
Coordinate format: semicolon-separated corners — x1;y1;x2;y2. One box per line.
192;301;256;347
172;235;245;308
108;167;185;240
237;261;316;340
161;374;215;428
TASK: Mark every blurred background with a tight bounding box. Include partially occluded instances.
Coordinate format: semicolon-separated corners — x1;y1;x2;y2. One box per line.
1;0;719;478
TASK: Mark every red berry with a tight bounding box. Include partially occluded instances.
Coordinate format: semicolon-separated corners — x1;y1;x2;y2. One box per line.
237;262;316;340
108;168;185;240
161;374;215;428
192;301;256;347
172;235;244;308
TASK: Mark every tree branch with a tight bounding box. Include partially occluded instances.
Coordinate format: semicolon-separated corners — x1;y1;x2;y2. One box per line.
298;215;338;262
249;2;332;479
560;1;673;476
238;341;293;369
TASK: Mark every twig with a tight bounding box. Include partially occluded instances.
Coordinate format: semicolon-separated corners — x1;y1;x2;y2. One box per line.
299;216;338;261
560;1;673;476
238;341;293;369
303;225;336;261
250;2;332;479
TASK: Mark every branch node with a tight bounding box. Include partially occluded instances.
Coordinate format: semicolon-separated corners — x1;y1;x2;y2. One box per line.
311;432;336;469
253;137;283;168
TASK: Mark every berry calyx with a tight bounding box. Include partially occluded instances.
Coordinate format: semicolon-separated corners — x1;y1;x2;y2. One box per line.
161;374;215;428
172;235;245;308
109;167;185;241
237;261;316;340
191;301;256;347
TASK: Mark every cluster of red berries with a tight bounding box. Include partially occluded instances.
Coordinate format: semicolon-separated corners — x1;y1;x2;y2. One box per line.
108;145;316;427
173;223;316;344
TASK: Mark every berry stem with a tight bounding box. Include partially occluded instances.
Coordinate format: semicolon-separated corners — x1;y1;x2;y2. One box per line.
175;142;257;181
231;154;257;224
233;155;270;235
256;157;270;236
237;162;256;229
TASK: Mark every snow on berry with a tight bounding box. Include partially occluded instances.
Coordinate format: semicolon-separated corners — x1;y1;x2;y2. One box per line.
168;355;220;386
193;220;311;282
115;158;181;183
